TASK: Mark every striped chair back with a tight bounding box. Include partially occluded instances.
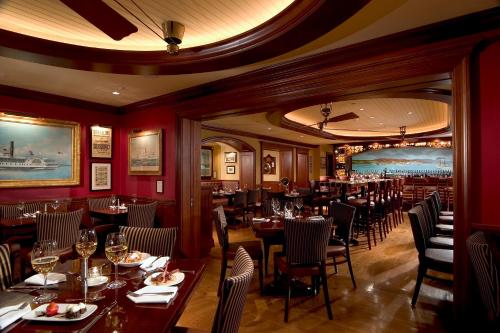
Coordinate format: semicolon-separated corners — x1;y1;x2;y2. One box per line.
119;226;177;257
467;231;500;320
212;246;254;333
213;206;228;249
0;244;12;291
284;217;331;265
36;209;83;249
127;202;158;227
88;197;112;224
431;191;443;212
0;202;43;218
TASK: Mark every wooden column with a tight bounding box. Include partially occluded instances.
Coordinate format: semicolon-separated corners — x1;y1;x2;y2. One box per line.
176;118;202;258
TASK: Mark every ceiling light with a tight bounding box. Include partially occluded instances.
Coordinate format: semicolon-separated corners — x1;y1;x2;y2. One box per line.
408;111;413;115
112;91;120;95
267;127;272;130
369;116;375;119
378;122;384;125
300;135;304;138
359;108;364;111
162;21;185;55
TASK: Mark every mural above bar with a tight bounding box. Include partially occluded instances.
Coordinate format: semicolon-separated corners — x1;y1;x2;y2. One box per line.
351;147;452;176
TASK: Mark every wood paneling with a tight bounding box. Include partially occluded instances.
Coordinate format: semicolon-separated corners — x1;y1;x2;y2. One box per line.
296;149;309;188
279;149;293;181
240;151;255;189
200;186;214;256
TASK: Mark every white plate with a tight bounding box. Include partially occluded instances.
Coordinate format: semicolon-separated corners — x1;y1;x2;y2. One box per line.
144;272;185;287
119;252;151;267
87;276;108;287
22;303;98;322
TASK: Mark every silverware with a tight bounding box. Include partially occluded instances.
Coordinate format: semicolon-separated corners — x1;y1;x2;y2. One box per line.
127;291;174;297
64;295;106;302
8;285;57;290
78;301;117;333
0;302;29;317
180;270;195;274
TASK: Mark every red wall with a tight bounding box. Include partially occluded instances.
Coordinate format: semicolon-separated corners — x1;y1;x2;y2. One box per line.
0;96;177;202
478;41;500;226
0;96;121;201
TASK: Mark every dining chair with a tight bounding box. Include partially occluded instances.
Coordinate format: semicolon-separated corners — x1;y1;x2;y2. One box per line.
430;191;454;219
276;217;333;322
421;197;453;235
246;189;260;214
126;201;158;227
119;226;177;257
416;201;453;249
0;202;43;218
349;181;380;250
327;202;357;288
223;191;247;226
0;243;13;291
174;246;254;333
466;231;500;322
408;205;453;307
213;206;263;294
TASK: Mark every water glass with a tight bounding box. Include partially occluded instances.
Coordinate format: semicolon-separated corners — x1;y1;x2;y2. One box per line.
284;201;293;219
16;201;25;219
295;198;303;218
51;200;60;212
31;240;59;303
105;232;128;289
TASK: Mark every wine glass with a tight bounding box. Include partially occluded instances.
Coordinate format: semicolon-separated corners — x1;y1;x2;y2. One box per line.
51;200;60;212
295;198;304;218
131;195;137;204
31;240;59;303
284;201;293;219
105;232;128;289
76;229;97;284
16;201;25;219
111;195;117;209
271;198;280;222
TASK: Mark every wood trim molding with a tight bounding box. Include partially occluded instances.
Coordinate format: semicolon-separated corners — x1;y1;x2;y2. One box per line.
0;84;119;114
201;124;318;149
0;1;369;75
201;136;256;152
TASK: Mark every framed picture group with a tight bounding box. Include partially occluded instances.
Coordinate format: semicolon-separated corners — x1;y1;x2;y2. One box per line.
89;125;113;191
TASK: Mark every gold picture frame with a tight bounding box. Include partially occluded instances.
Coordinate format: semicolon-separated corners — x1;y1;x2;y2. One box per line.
90;125;112;158
0;113;80;188
128;129;163;175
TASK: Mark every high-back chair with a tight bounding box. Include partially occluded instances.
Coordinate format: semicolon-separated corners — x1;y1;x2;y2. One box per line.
0;202;43;219
349;181;380;250
173;247;254;333
36;209;83;260
223;191;247;225
466;231;500;322
408;205;453;307
327;202;357;288
415;201;453;250
88;196;113;225
127;201;158;227
246;189;260;214
277;217;333;322
0;243;13;291
213;206;263;294
119;226;177;257
422;197;453;235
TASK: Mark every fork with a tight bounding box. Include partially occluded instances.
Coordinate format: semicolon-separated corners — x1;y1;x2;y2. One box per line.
0;302;29;317
127;291;174;297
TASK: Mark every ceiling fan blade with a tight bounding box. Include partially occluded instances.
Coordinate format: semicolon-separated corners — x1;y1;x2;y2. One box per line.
60;0;138;41
326;112;359;123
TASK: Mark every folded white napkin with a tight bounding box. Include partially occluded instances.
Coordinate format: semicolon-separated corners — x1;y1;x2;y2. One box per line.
252;218;270;223
307;216;325;221
0;303;31;329
140;256;169;272
140;256;158;270
127;285;178;304
24;272;66;285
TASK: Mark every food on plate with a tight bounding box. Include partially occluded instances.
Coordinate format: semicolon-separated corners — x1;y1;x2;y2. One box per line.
150;265;179;285
123;251;147;263
45;302;58;316
65;303;87;319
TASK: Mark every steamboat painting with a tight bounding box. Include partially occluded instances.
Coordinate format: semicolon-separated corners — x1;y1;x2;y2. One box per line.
0;114;80;188
128;129;162;175
351;147;452;175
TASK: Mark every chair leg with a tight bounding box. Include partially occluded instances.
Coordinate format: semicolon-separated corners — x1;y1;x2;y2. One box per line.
263;239;270;275
320;264;333;320
333;256;338;274
412;264;426;307
284;272;291;322
218;256;227;296
258;258;264;294
346;255;356;289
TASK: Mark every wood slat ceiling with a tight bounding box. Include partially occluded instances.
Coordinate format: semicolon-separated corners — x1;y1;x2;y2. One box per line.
0;0;293;50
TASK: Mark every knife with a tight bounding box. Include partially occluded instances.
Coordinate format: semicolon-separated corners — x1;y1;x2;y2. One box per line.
78;301;117;333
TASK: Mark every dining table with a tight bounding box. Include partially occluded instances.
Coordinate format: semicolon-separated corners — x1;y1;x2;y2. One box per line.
89;207;129;225
0;217;37;244
2;257;205;333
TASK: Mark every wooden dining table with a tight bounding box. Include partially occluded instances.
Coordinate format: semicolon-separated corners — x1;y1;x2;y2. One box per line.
89;207;129;225
3;258;205;333
0;217;37;243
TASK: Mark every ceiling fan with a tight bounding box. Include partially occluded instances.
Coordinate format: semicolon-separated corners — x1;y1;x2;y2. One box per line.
309;103;359;130
60;0;138;41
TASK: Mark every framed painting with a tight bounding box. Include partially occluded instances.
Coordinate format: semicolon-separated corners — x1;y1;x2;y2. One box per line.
226;165;235;174
90;162;111;191
128;129;162;175
224;151;237;163
0;113;80;188
90;125;112;158
201;147;213;179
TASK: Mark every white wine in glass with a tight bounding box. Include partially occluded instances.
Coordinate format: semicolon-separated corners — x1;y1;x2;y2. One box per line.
76;229;97;283
105;232;128;289
31;240;59;303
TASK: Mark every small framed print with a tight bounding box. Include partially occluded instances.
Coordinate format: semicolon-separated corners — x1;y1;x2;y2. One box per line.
90;125;112;158
226;165;235;174
224;152;237;163
128;129;162;175
91;163;111;191
156;180;164;193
